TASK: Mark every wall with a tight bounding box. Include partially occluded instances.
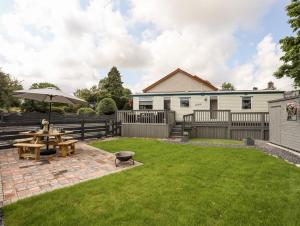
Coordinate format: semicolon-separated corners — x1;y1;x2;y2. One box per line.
146;72;214;93
121;123;170;138
133;92;284;121
269;96;300;151
218;93;283;112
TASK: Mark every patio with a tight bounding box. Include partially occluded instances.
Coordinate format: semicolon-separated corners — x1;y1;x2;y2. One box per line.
0;141;140;206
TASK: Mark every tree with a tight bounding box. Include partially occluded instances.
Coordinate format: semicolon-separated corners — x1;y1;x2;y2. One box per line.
0;69;23;110
274;0;300;87
96;98;117;115
221;82;235;91
74;67;132;110
30;82;59;90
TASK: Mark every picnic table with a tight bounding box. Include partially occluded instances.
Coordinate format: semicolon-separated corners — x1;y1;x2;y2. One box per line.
14;130;77;159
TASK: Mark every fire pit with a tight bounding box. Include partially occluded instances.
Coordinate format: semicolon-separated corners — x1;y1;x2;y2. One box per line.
115;151;135;167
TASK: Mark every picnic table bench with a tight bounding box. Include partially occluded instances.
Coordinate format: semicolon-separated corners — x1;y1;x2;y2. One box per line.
13;143;45;160
58;139;78;157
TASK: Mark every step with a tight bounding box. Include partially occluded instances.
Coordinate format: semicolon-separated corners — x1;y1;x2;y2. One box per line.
170;135;184;139
171;132;182;136
172;128;182;132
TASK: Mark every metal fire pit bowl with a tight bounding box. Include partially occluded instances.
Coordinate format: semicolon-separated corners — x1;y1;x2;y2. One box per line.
115;151;135;167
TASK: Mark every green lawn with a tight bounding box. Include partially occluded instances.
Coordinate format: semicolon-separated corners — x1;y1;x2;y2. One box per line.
189;138;243;145
4;138;300;226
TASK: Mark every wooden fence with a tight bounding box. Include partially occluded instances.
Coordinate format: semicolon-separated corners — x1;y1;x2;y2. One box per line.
183;110;269;140
0;114;121;149
117;110;176;138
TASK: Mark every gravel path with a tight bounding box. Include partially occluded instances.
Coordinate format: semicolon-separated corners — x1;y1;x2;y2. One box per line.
255;140;300;166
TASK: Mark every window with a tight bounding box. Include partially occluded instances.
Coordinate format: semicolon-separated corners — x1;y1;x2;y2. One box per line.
180;97;190;108
242;96;251;109
139;97;153;110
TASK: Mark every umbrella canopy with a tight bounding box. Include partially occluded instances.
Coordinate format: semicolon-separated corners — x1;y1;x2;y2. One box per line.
13;88;86;105
13;87;87;152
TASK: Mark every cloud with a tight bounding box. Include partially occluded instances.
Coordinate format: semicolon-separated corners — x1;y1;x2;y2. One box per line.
0;0;293;94
0;0;150;93
231;34;293;90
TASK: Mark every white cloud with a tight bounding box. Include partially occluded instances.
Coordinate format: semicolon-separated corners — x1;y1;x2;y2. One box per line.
0;0;293;94
231;34;293;90
0;0;150;93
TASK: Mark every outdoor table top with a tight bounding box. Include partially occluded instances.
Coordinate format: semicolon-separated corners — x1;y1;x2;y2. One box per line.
20;131;72;137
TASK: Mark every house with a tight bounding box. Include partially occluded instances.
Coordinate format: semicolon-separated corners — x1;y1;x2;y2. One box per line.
269;91;300;151
132;68;284;121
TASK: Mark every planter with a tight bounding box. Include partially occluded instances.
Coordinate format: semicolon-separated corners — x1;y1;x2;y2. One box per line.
181;131;189;142
244;137;255;146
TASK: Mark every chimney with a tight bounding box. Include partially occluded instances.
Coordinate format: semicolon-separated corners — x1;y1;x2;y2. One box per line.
253;87;258;91
267;81;275;90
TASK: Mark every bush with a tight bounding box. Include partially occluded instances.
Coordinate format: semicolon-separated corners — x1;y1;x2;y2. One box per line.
0;108;8;113
51;107;65;115
96;98;117;115
77;107;96;116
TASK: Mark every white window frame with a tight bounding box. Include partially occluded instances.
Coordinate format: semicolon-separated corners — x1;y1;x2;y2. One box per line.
180;97;190;108
139;97;153;110
241;96;252;110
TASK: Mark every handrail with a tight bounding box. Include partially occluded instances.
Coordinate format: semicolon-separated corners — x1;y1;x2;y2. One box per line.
117;110;175;124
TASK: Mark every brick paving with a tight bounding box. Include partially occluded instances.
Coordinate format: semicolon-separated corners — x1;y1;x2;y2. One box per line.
0;142;140;206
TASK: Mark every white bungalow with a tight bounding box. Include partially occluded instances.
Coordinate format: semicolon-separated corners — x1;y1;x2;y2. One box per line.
132;68;284;121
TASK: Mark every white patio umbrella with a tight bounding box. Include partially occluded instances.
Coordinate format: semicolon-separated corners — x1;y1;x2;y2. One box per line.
13;88;87;151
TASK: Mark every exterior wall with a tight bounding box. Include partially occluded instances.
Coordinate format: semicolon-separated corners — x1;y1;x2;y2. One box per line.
121;123;170;138
133;93;284;121
133;97;139;110
218;93;283;112
269;97;300;151
146;72;214;93
170;95;210;121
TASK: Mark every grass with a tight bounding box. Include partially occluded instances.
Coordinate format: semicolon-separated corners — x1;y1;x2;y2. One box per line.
189;138;243;145
4;138;300;226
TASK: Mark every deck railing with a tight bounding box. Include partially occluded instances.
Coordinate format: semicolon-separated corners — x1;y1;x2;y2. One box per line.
117;110;175;124
183;110;270;140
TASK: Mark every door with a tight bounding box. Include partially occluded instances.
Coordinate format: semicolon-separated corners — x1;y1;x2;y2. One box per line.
210;97;218;119
164;98;171;110
269;105;281;144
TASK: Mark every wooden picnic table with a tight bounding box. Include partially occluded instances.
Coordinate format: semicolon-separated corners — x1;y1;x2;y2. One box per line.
20;130;73;153
15;130;78;159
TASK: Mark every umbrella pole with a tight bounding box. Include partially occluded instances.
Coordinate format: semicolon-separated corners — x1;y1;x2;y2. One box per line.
46;98;52;151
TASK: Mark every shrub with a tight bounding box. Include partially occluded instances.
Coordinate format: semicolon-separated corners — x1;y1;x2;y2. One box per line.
96;98;117;115
0;108;8;113
77;107;96;116
51;107;65;115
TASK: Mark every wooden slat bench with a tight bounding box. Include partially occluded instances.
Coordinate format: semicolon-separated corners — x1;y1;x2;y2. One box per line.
58;139;78;157
13;138;33;144
13;143;45;160
61;136;74;141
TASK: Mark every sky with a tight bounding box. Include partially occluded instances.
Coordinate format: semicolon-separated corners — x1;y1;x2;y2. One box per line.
0;0;295;94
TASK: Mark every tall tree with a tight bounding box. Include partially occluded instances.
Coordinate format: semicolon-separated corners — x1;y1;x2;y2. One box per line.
74;67;132;110
0;69;23;110
274;0;300;87
221;82;235;91
103;66;124;98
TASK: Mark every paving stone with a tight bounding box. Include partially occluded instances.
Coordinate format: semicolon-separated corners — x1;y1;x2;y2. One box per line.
0;142;141;207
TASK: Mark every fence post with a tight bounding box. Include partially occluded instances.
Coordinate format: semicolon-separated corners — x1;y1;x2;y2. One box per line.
81;119;85;140
105;121;109;136
260;113;265;140
227;111;232;139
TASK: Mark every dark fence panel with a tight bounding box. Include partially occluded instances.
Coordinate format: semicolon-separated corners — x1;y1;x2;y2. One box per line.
0;113;120;149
